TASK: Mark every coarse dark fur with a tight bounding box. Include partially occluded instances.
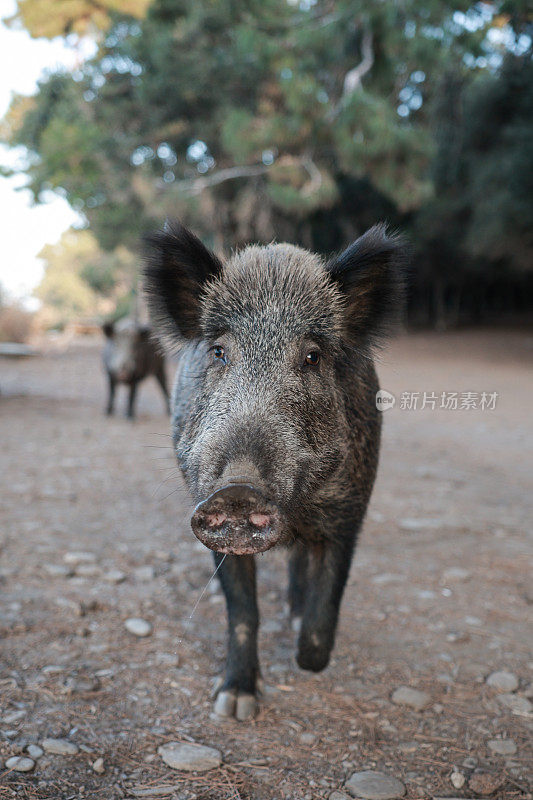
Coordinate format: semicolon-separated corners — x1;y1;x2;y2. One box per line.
143;221;407;719
102;317;170;419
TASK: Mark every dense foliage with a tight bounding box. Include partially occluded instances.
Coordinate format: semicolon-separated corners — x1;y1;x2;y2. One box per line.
2;0;532;326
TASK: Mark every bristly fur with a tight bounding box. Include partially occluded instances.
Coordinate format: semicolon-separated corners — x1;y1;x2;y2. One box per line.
140;218;410;716
142;220;223;344
201;243;345;348
327;223;408;348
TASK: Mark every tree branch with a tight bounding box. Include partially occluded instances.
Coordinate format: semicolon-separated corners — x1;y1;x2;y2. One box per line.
174;164;270;196
342;27;374;97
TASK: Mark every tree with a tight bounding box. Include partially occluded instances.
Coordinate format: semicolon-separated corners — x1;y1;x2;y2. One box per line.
35;228;137;324
3;0;491;252
3;0;532;326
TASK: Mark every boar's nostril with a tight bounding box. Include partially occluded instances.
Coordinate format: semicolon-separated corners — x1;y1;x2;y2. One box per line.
249;513;270;528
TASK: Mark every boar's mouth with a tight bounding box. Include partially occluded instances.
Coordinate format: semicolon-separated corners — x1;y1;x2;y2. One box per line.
191;484;285;555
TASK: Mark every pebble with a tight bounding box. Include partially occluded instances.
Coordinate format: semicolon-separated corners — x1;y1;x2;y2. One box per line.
75;563;102;577
5;756;35;772
64;551;96;565
27;744;43;759
92;757;105;773
442;567;471;582
158;741;221;772
134;565;155;582
154;652;180;667
391;686;432;711
398;741;418;753
329;793;351;800
488;738;517;756
345;770;406;799
299;732;316;745
104;569;127;584
41;738;79;755
399;517;444;531
451;771;466;789
131;787;185;798
468;772;504;795
125;618;152;637
486;671;519;693
43;564;72;578
496;693;532;716
2;710;25;724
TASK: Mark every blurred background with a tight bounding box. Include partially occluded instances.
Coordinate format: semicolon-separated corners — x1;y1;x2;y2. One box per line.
0;0;531;341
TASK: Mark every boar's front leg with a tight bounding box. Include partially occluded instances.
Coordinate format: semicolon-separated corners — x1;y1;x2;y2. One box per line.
126;381;138;419
296;533;355;673
106;374;116;416
213;553;259;721
288;541;308;631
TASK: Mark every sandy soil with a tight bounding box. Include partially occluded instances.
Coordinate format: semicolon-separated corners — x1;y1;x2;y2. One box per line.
0;330;532;800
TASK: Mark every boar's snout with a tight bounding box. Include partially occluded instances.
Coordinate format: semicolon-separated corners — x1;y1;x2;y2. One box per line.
191;484;284;556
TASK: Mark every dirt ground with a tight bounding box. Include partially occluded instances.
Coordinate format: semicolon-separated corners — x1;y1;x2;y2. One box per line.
1;329;532;800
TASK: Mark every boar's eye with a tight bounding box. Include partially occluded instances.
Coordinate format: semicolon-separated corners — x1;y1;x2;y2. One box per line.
212;344;226;363
304;350;320;367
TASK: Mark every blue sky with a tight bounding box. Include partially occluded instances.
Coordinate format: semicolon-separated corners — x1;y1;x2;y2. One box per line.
0;0;87;303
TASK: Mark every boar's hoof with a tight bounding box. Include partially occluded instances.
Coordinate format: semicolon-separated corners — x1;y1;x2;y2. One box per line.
296;637;331;673
191;484;285;555
213;690;257;721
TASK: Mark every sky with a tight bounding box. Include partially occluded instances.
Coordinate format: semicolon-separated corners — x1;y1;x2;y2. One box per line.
0;0;86;304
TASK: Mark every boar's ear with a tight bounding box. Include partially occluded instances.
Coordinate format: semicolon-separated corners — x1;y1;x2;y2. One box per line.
142;220;223;340
327;224;408;347
102;321;114;338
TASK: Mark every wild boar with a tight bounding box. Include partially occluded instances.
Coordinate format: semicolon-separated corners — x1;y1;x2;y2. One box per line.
102;317;169;419
143;221;406;719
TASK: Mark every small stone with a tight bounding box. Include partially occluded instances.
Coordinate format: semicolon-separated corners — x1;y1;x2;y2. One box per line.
158;741;221;772
75;563;101;577
5;756;35;772
345;770;406;799
391;686;432;711
468;772;504;795
488;739;516;756
399;517;443;531
496;693;532;716
154;652;180;667
42;664;65;674
104;569;127;584
131;787;185;798
125;618;152;637
43;564;72;578
27;744;43;759
451;772;466;789
463;757;478;769
134;565;155;582
63;676;100;693
92;757;105;773
41;738;79;755
64;551;96;565
2;710;25;724
486;671;519;693
398;741;418;753
442;567;471;582
330;792;351;800
299;732;316;745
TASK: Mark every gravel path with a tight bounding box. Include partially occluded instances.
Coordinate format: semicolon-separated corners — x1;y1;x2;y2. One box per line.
0;330;532;799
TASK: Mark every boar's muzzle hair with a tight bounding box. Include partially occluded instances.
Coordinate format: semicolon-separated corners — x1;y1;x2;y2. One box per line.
142;221;223;342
